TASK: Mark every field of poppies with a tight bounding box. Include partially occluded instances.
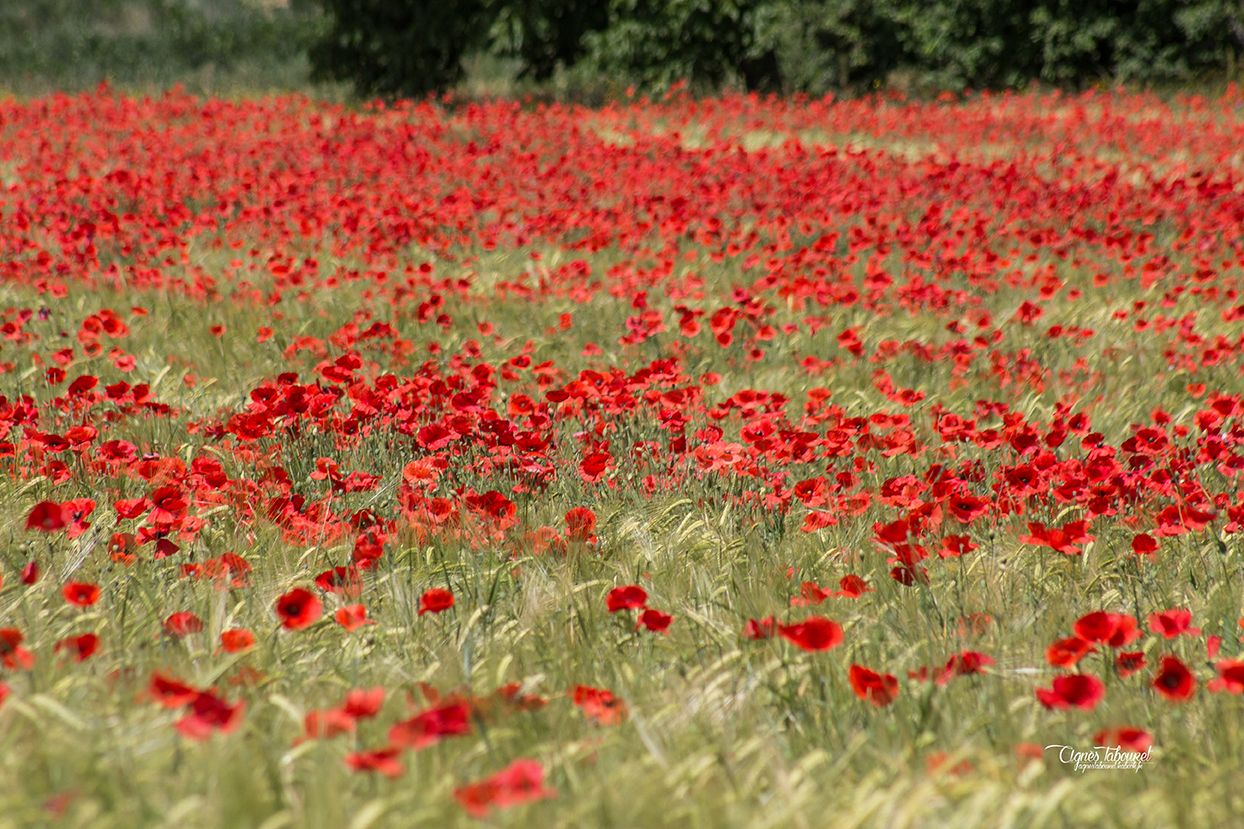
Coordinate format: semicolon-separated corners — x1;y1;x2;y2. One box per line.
0;86;1242;827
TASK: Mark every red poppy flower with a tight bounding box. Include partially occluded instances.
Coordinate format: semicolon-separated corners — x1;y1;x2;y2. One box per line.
1208;659;1244;694
20;561;39;585
1131;533;1158;556
1152;655;1196;701
743;616;776;639
1094;726;1152;753
1020;520;1094;555
606;584;648;613
1046;637;1095;668
1116;651;1147;678
418;587;454;615
149;672;198;708
1073;612;1140;647
793;581;833;606
346;747;404;778
579;450;611;482
174;691;244;739
26;501;66;531
388;700;471;749
342;687;385;719
849;664;900;706
0;629;33;671
335;604;374;631
163;612;204;637
935;650;996;684
778;617;844;652
948;494;989;523
572;685;627;725
274;587;322;630
148;486;188;526
304;708;356;740
637;608;673;633
454;759;555;817
314;565;363;598
55;633;100;662
219;628;255;653
1147;608;1199;639
63;582;101;607
1035;673;1105;710
836;574;872;598
564;507;597;542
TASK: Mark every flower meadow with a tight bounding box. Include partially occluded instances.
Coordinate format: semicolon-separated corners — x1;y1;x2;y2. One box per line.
0;86;1243;828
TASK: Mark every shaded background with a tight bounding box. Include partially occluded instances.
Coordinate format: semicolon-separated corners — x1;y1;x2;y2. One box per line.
2;1;1242;98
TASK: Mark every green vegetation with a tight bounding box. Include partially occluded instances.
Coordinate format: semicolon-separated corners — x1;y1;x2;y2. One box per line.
0;0;322;95
5;1;1241;99
308;0;1244;97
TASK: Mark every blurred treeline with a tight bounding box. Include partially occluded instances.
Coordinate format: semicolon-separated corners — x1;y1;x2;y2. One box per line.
0;0;322;94
3;0;1243;97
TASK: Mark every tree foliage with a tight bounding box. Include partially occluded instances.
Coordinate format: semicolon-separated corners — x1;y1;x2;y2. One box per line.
308;0;1244;97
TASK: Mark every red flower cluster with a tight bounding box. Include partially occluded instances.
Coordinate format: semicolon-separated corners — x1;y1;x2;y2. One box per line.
0;87;1242;818
605;585;674;634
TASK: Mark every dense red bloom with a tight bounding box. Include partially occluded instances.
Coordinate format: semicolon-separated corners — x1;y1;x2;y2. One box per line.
1155;504;1216;536
572;685;627;725
335;604;374;631
1116;651;1147;678
793;581;833;606
342;687;385;718
63;582;101;607
579;451;611;482
174;691;244;739
935;651;996;685
0;629;33;671
454;759;555;817
1147;608;1199;639
219;628;255;653
0;89;1239;810
778;617;844;652
1073;612;1140;647
346;747;404;778
1152;656;1196;701
388;701;471;749
1131;533;1158;556
948;494;989;523
849;664;899;706
564;507;597;542
163;612;204;637
1035;674;1105;710
1020;520;1094;555
20;561;38;586
1094;727;1152;753
836;574;871;598
743;616;776;639
418;587;455;615
148;486;188;525
275;587;322;630
637;608;673;633
55;633;99;662
26;501;66;531
1046;637;1095;668
314;566;363;597
606;585;648;613
149;673;198;708
1208;660;1244;694
304;708;356;739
